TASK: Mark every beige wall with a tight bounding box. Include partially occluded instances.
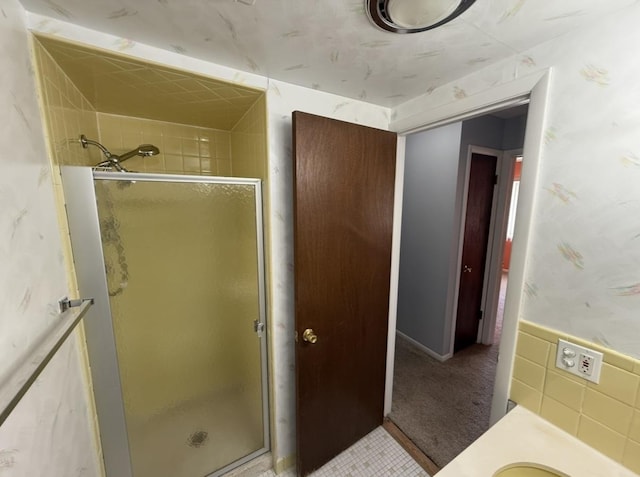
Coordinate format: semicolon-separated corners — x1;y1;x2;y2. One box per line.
512;321;640;473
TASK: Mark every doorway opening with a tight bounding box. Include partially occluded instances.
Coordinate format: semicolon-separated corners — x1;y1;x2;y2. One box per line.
389;104;528;469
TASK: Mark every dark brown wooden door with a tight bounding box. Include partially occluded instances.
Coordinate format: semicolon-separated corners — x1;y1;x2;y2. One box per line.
293;111;397;476
454;152;497;352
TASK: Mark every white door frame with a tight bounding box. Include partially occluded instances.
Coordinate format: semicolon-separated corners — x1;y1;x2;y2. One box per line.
382;70;552;425
479;148;523;345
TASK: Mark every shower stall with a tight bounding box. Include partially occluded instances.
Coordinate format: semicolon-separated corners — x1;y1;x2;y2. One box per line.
62;167;269;477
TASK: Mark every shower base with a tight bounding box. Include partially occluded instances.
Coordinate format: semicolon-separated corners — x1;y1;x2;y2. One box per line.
126;393;264;477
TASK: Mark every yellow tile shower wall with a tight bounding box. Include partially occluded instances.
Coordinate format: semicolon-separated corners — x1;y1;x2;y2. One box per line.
30;37;100;286
32;37;99;290
230;96;267;179
96;113;231;175
511;320;640;473
32;38;100;169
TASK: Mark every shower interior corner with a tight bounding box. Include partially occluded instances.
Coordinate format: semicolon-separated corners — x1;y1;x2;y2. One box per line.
30;33;273;477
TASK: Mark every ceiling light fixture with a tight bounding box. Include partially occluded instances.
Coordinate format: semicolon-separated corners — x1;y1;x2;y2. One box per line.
366;0;476;34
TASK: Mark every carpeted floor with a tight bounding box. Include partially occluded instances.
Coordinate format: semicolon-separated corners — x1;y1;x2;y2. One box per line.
389;273;507;469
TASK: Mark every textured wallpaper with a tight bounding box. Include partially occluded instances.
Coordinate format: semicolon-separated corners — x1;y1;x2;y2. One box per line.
0;2;100;476
394;4;640;359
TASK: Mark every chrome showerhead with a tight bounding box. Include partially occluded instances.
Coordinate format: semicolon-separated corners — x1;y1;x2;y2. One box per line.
118;144;160;161
80;134;160;172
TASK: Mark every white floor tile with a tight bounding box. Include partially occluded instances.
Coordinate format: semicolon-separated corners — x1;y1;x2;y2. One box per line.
258;427;429;477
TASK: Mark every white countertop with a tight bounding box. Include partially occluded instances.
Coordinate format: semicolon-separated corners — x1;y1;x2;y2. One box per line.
436;406;638;477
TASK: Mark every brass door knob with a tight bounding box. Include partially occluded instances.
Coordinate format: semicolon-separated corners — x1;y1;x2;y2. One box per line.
302;328;318;344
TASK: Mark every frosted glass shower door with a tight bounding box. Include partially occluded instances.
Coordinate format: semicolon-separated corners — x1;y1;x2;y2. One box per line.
93;174;268;477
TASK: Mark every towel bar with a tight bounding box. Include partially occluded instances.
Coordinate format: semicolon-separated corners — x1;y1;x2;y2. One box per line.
0;298;93;426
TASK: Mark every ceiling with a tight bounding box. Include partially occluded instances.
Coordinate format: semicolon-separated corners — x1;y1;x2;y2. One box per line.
20;0;636;107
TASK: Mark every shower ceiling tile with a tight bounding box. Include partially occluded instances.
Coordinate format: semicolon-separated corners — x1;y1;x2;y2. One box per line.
35;36;263;130
132;69;167;85
174;78;207;93
154;81;185;95
19;0;637;107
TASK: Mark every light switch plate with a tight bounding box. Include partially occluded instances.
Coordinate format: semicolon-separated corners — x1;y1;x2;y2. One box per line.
555;338;603;383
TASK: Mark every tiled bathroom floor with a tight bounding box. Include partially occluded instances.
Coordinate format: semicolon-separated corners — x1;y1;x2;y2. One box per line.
258;427;430;477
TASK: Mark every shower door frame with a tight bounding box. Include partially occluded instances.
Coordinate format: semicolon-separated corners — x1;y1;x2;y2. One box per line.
62;167;270;477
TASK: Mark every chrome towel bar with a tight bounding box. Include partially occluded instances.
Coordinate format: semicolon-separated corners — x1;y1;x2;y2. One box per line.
0;298;93;427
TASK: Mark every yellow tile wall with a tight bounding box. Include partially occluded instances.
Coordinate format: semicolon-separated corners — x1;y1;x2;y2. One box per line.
511;320;640;473
96;113;231;175
32;38;100;169
32;37;98;289
230;96;267;179
31;37;100;285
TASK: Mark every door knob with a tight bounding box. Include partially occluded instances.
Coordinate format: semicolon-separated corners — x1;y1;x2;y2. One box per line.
463;265;472;273
302;328;318;344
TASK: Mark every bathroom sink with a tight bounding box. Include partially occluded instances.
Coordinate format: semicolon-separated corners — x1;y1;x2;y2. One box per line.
493;463;570;477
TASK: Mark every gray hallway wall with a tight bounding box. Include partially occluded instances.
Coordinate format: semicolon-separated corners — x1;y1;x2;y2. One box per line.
396;122;463;356
396;112;526;357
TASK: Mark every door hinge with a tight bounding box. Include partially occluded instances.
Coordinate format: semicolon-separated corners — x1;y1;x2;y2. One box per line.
253;319;265;337
478;309;484;321
494;174;498;185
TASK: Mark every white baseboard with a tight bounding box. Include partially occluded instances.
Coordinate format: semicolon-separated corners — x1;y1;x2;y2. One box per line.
396;330;453;362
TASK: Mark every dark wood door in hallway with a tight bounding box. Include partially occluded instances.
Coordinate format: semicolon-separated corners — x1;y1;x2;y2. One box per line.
455;152;498;352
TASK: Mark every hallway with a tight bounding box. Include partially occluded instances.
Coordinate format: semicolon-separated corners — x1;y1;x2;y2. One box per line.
389;273;507;467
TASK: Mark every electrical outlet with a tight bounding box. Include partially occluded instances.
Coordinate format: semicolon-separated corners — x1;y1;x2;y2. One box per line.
555;339;603;383
579;353;594;376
